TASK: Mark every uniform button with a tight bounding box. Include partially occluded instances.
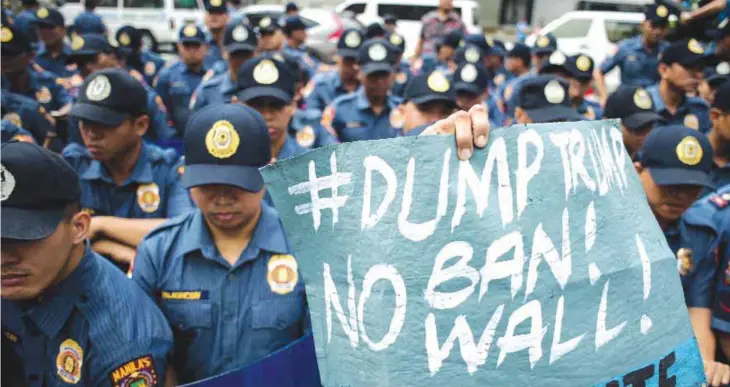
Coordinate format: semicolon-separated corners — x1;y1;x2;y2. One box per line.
29;374;39;381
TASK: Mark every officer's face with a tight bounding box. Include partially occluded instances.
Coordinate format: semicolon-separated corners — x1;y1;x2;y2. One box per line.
635;164;702;224
361;71;394;98
246;97;295;146
662;63;703;93
1;209;90;301
506;57;526;73
437;45;455;60
179;42;208;65
643;21;667;44
38;26;65;45
291;29;307;44
532;53;550;70
1;51;32;74
205;11;229;31
710;107;730;139
622;124;653;159
228;50;255;74
699;80;715;104
568;78;589;101
190;185;264;230
456;90;487;111
260;31;284;52
79;116;148;162
337;57;359;80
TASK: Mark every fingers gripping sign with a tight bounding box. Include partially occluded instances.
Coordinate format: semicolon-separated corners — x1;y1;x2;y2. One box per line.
420;104;491;160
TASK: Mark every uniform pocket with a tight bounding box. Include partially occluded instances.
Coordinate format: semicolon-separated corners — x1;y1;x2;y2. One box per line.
163;301;214;331
250;298;303;330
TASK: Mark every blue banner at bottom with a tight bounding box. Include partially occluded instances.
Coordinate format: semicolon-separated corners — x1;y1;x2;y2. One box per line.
181;334;321;387
593;338;706;387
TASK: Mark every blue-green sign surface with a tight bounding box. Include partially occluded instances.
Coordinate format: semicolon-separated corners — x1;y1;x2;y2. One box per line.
261;120;706;386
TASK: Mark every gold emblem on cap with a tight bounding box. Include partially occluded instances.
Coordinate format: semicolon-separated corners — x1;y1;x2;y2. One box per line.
232;25;248;42
536;35;550;48
85;75;112;102
71;35;84;50
344;31;361;48
253;59;279;85
183;24;198;37
544;80;565;104
1;26;13;43
464;47;480;63
137;183;160;213
684;114;699;130
296;126;315;148
460;64;478;83
633;89;653;109
36;7;49;18
427;71;450;93
688;39;704;55
389;33;403;46
0;164;15;202
118;32;131;46
36;86;52;104
576;55;591;72
368;43;387;61
3;112;22;128
259;17;272;28
718;62;730;75
210;0;222;6
205;120;240;159
676;136;703;165
656;5;668;17
549;51;566;65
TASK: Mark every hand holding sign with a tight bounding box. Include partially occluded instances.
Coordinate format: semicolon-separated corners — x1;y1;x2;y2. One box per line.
420;104;491;160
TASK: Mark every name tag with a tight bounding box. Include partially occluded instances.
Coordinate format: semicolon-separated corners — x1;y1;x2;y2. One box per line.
160;290;209;300
346;121;364;128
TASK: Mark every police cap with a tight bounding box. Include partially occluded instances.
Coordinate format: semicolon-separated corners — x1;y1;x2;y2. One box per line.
179;24;206;44
712;81;730;112
236;54;297;104
454;44;484;65
387;32;405;54
33;7;65;28
604;86;662;130
705;60;730;88
404;70;456;109
205;0;228;14
116;25;142;49
660;39;714;69
338;28;365;59
257;16;280;34
565;54;594;82
70;68;148;127
531;33;557;55
516;75;583;123
644;3;670;27
283;15;306;35
224;22;257;53
453;63;489;96
507;42;532;67
637;126;714;188
1;23;32;55
68;33;113;60
359;39;396;75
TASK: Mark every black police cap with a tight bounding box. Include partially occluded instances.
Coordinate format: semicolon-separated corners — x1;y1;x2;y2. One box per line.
182;103;271;192
705;60;730;88
1;142;81;241
236;54;297;104
116;25;141;48
405;71;456;108
257;16;280;34
516;75;583;123
33;7;65;28
453;63;489;96
644;4;670;26
713;81;730;112
507;42;531;66
224;22;257;53
604;86;662;130
70;68;148;127
1;23;33;54
638;125;713;188
365;22;386;39
454;44;484;66
440;30;464;49
283;16;306;34
387;32;405;54
538;51;570;76
68;33;114;60
178;23;206;44
205;0;227;13
565;54;594;81
338;28;364;59
660;39;713;68
359;39;397;75
532;33;557;55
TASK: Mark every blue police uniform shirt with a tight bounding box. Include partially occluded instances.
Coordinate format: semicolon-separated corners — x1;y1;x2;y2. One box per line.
576;99;604;120
1;91;55;146
2;246;174;386
139;51;166;86
290;108;337;149
326;88;402;142
489;67;512;92
155;61;207;134
647;84;711;133
305;71;355;113
35;44;78;79
0;119;35;143
62;142;193;218
709;161;730;196
72;11;106;34
2;68;72;114
190;71;236;112
599;36;668;88
283;44;319;80
131;202;311;384
708;186;730;332
419;53;446;75
391;61;414;98
204;36;225;70
666;200;723;309
485;95;506;127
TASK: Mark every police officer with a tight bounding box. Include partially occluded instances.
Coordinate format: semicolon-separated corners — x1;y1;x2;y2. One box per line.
1;117;36;143
258;16;285;52
155;23;211;134
34;7;77;79
565;54;603;120
64;69;192;266
1;141;174;386
647;39;712;133
12;0;39;41
389;32;413;98
131;103;311;384
2;90;56;147
530;33;557;70
418;29;463;74
398;70;457;136
285;1;299;16
116;25;166;86
305;28;363;113
282;15;319;80
452;62;504;126
323;38;402;142
707;82;730;191
700;60;730;105
66;33;176;143
203;0;230;69
604;85;662;159
1;23;72;119
365;22;386;40
384;14;397;34
538;50;572;79
514;75;583;124
709;185;730;360
596;4;669;105
190;22;257;111
72;0;106;35
496;42;531;113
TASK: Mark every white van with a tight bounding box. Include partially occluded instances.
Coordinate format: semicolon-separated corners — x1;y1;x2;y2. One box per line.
58;0;206;52
335;0;480;58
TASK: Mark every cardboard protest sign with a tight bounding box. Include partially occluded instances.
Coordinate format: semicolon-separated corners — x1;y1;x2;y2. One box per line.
261;120;706;387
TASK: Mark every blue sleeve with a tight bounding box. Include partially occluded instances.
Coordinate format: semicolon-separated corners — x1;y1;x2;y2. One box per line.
146;91;176;141
599;45;626;74
314;122;337;147
305;83;326;112
131;238;161;296
191;84;208;112
683;228;719;308
165;159;194;218
52;81;72;107
89;337;172;387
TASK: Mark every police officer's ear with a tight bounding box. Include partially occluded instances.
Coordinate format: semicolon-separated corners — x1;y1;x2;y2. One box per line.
66;204;91;245
658;62;671;79
514;107;532;124
131;114;149;137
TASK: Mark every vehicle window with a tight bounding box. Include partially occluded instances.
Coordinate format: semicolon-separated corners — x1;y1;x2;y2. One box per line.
63;0;81;3
96;0;117;7
576;1;646;13
377;4;437;21
247;12;281;27
550;19;592;38
174;0;198;9
344;3;365;15
605;20;641;43
472;7;479;26
123;0;161;7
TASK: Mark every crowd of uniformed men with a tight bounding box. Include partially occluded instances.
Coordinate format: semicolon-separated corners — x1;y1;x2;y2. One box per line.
2;0;730;385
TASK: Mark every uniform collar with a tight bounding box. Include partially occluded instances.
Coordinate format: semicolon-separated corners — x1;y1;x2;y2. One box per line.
646;84;689;115
181;202;289;264
80;143;154;185
279;135;306;159
25;245;99;338
222;72;236;94
37;44;72;58
355;87;371;110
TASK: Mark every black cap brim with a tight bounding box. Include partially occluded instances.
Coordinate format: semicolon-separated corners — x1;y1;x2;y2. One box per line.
362;62;394;75
180;37;206;44
648;167;714;188
183;164;264;192
411;95;457;108
1;206;64;241
707;74;729;87
237;86;293;104
225;43;256;54
623;111;662;130
532;47;555;55
67;51;100;62
34;20;62;28
525;106;584;123
454;82;483;95
338;49;359;59
70;103;127;127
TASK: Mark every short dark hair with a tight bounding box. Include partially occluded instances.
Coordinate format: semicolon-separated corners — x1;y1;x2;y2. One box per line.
63;201;82;222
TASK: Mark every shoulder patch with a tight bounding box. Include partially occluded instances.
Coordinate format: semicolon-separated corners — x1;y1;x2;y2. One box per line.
710;194;729;209
108;355;157;386
62;143;91;159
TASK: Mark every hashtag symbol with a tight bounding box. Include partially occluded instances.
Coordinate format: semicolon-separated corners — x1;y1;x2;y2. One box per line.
288;152;352;231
